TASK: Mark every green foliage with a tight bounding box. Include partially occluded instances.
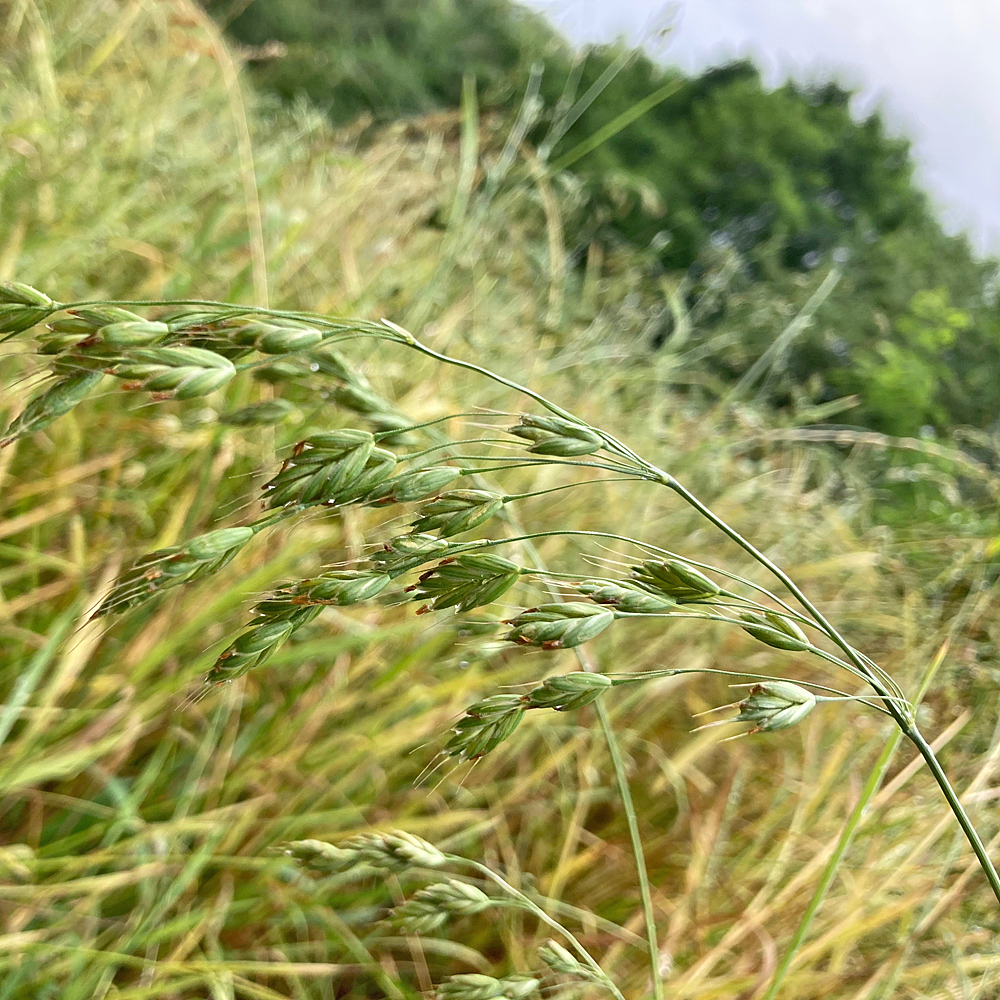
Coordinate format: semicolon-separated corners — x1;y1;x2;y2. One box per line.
849;288;970;434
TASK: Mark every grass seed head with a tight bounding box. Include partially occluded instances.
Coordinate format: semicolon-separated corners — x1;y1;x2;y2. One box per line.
367;411;418;441
287;569;391;606
437;974;540;999
98;320;170;347
738;611;810;651
632;559;721;602
393;879;494;933
94;527;253;617
308;346;367;384
333;382;390;415
507;413;602;456
0;304;55;336
343;831;446;870
505;603;614;649
218;399;296;425
409;553;521;612
1;371;103;447
208;619;299;682
251;359;303;384
66;306;145;328
576;579;676;613
368;465;462;504
0;281;53;307
445;694;527;759
262;431;398;506
538;939;596;980
411;489;505;537
370;533;455;577
111;346;236;399
285;839;360;874
184;526;255;560
206;568;387;682
257;326;323;354
526;672;612;711
735;681;817;733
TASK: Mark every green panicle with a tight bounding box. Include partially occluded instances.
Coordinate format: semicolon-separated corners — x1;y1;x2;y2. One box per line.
0;304;55;337
93;526;253;617
341;830;446;870
333;383;388;414
98;320;170;347
208;619;298;682
734;681;817;733
284;839;359;874
65;306;144;328
261;431;396;507
256;326;323;354
392;879;494;934
437;974;540;999
0;281;53;307
110;346;236;399
308;346;365;384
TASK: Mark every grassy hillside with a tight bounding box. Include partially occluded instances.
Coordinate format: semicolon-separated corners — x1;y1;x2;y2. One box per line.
1;3;999;999
212;0;1000;436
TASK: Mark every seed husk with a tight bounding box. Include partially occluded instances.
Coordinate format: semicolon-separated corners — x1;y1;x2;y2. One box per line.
526;672;612;711
0;281;53;307
576;579;676;613
1;371;103;447
411;489;504;537
368;466;462;504
408;553;521;612
738;611;810;651
734;681;817;733
505;603;614;649
507;413;602;456
632;559;721;602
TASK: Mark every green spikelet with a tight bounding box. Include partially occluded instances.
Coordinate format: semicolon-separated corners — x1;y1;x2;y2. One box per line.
1;371;103;447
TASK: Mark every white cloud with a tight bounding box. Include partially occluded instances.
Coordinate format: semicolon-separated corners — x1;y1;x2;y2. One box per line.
524;0;1000;253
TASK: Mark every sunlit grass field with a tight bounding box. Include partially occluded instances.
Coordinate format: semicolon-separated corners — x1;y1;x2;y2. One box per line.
2;3;1000;998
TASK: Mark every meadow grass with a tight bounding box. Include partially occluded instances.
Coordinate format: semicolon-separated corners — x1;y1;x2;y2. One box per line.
2;4;1000;999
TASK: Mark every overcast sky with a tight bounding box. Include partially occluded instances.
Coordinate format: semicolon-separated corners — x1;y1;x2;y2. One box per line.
524;0;1000;255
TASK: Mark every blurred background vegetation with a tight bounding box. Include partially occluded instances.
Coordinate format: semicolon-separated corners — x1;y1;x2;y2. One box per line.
1;1;999;997
214;0;1000;436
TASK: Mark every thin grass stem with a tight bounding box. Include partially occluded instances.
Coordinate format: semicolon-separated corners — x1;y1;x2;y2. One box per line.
594;700;664;1000
449;855;627;1000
